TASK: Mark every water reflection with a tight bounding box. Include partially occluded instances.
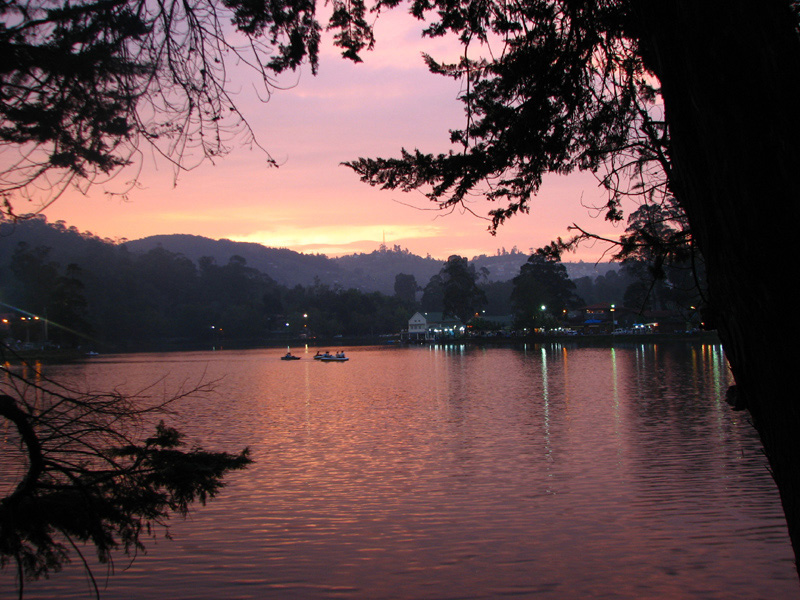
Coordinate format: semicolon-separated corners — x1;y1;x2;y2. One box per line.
3;343;795;599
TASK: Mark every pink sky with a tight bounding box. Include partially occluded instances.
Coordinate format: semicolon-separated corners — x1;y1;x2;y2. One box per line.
41;11;628;262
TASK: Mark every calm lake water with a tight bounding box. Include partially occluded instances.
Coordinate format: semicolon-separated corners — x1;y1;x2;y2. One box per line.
2;342;797;599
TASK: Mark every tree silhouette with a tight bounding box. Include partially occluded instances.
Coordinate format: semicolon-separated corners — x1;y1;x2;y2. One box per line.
440;255;487;324
0;356;251;597
511;252;581;329
393;273;419;305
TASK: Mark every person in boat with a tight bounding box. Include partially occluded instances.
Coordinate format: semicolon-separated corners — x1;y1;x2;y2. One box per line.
336;351;345;358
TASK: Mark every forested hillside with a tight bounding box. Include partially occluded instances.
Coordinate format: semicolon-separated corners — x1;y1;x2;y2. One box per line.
124;234;355;290
126;235;619;294
0;217;412;348
1;216;654;350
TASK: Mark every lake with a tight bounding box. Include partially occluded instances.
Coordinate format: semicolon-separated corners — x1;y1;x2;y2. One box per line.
1;342;797;599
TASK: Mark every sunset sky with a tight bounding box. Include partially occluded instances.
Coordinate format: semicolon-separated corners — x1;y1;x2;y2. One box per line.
40;11;628;262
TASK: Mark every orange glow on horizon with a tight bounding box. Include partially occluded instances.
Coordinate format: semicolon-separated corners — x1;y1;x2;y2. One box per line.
32;11;629;263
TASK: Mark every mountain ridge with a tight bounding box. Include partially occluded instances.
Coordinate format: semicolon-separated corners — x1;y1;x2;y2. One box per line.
124;234;618;294
0;218;617;297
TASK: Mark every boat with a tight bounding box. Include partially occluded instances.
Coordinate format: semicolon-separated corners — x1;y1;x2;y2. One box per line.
314;351;349;362
281;352;301;361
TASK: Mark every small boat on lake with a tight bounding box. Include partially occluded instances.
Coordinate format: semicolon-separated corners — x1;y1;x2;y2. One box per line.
314;351;349;362
281;352;301;361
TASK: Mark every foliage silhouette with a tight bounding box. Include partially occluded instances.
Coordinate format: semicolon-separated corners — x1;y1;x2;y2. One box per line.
440;255;487;324
0;0;373;214
0;354;251;598
393;273;420;305
511;252;582;330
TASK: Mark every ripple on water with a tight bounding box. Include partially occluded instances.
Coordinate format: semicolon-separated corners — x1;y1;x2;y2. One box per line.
3;344;796;599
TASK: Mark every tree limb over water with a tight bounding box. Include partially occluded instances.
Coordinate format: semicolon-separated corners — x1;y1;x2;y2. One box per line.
0;352;251;598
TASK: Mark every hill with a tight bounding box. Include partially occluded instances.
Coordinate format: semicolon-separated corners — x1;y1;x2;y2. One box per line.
1;218;619;296
124;235;620;292
123;234;358;289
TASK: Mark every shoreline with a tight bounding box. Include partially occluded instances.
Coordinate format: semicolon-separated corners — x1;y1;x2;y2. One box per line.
2;330;721;364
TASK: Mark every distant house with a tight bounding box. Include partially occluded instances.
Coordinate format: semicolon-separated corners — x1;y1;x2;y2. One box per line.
405;312;464;341
407;312;428;340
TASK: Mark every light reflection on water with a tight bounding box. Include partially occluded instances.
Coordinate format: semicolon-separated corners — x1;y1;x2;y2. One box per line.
2;343;796;599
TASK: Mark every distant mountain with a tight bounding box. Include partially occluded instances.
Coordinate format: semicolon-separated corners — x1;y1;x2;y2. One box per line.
471;252;618;282
0;215;112;267
1;219;618;296
562;261;620;280
122;236;449;294
332;246;442;294
125;235;618;293
123;234;359;289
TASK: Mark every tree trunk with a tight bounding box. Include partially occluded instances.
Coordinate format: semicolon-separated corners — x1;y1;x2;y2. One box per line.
631;0;800;573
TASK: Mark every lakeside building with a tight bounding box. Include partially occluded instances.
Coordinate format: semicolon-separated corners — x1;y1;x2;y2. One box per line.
402;304;702;341
404;312;465;341
576;303;701;334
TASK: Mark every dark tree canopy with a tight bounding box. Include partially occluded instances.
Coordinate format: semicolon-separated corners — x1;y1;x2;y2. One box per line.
419;256;486;321
439;255;487;323
346;0;670;234
511;252;581;329
393;273;419;304
420;272;444;312
616;204;704;316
